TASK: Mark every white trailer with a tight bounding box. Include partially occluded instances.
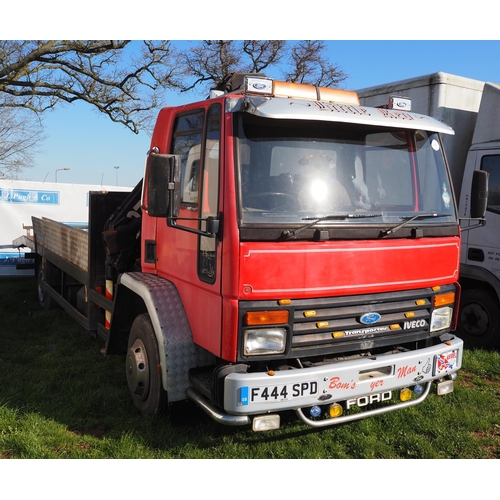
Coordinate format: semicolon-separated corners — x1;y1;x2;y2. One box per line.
1;180;131;276
358;72;500;349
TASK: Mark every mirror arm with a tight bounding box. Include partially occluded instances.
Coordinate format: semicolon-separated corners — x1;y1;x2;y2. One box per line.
167;215;220;238
459;217;487;232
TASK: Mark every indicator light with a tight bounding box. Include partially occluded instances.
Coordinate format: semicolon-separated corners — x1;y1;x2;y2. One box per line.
329;403;343;418
304;310;317;317
400;388;412;402
310;406;322;418
245;310;289;325
405;312;415;318
267;370;275;376
434;292;455;307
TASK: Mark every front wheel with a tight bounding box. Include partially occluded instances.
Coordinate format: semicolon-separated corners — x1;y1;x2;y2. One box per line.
457;289;500;349
126;313;168;415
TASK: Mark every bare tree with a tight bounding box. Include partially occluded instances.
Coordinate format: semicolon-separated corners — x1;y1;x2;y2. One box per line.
0;40;179;135
177;40;241;92
285;40;347;87
0;40;347;179
0;105;45;179
176;40;346;94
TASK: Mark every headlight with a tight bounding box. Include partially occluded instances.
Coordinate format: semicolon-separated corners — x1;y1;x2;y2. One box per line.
430;306;453;332
243;328;286;356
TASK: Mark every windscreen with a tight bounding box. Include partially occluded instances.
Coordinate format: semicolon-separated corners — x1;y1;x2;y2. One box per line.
236;114;456;227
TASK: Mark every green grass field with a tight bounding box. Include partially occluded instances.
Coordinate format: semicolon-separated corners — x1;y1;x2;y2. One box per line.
1;276;499;459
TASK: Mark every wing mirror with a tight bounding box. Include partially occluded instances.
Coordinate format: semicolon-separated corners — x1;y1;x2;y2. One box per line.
146;154;181;218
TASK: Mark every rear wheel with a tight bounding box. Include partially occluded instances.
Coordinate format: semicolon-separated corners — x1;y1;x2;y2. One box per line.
457;289;500;349
126;313;168;415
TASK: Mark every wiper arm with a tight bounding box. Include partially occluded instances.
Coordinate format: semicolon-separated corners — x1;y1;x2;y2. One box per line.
282;213;382;239
379;213;451;237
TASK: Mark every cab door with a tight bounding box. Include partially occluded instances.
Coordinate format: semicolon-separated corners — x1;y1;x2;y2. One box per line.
155;104;223;356
464;149;500;275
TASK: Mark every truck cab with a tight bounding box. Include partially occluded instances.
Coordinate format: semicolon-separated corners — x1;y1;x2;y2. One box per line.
107;75;470;430
27;74;483;431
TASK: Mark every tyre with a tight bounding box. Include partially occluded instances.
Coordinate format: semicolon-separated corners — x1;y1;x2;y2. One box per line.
126;313;168;415
457;288;500;349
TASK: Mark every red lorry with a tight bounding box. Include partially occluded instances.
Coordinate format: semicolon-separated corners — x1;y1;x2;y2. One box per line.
19;74;488;431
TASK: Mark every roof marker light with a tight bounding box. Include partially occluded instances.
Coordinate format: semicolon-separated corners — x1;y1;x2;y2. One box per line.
388;96;412;112
244;76;273;95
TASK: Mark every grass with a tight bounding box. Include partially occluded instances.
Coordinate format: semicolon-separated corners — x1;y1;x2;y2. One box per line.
1;276;499;460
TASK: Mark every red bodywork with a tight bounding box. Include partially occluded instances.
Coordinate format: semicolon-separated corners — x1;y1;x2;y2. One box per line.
141;99;460;363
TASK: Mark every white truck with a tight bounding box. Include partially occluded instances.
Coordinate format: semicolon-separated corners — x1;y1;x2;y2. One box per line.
358;72;499;349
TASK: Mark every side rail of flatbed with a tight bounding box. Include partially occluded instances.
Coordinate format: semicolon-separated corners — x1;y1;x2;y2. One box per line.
31;191;132;340
32;216;89;273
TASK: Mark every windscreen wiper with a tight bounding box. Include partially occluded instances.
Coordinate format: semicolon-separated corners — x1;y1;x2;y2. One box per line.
379;213;451;237
281;213;382;239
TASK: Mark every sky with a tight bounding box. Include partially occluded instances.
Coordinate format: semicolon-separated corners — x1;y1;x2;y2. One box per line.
6;5;500;189
19;40;500;188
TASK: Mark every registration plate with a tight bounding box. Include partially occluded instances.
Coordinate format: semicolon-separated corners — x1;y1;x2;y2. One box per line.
239;381;319;406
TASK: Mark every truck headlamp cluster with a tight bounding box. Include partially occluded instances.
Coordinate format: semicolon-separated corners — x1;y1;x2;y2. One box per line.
243;328;286;356
430;306;453;332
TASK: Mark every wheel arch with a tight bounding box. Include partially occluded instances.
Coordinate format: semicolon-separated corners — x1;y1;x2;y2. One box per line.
108;272;215;402
459;264;500;303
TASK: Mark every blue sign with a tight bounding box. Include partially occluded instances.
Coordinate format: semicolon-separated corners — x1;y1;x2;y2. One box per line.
0;188;59;205
238;386;249;406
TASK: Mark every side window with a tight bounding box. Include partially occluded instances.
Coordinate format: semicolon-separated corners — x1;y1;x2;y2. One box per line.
198;105;221;284
171;111;204;207
481;154;500;214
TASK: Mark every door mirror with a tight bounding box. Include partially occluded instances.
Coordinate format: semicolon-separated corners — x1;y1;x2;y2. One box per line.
146;154;181;217
470;169;489;219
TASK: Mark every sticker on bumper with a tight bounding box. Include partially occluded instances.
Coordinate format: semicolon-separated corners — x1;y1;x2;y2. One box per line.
434;349;458;376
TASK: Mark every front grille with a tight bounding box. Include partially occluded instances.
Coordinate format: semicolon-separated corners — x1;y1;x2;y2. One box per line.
239;284;456;359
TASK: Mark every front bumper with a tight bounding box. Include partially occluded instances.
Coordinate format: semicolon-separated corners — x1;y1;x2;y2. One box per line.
224;335;462;415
